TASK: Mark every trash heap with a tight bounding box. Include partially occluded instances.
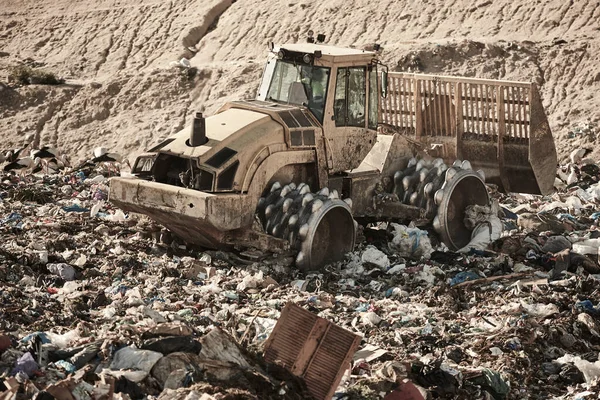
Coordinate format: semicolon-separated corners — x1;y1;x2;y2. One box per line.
0;155;600;400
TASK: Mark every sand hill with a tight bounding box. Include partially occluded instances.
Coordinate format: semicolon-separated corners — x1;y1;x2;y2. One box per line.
1;0;599;164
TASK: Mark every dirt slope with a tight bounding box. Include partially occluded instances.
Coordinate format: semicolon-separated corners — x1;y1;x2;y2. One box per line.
1;0;599;163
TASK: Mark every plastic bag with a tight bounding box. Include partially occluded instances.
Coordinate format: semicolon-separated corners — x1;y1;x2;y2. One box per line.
11;352;39;378
556;354;600;385
458;201;502;253
572;238;600;255
361;246;390;269
389;224;433;259
47;263;76;281
109;346;163;374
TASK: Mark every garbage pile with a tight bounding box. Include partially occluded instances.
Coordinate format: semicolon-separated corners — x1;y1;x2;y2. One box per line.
1;151;600;400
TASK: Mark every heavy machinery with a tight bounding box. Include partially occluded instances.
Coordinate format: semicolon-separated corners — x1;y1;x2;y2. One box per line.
109;39;557;270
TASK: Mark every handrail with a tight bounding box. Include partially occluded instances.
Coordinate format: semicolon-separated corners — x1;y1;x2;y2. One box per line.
388;72;531;88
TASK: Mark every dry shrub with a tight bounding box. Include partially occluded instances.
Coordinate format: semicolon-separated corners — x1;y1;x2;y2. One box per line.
9;65;64;85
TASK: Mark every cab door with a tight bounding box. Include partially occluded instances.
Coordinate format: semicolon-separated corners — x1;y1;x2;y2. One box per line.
322;66;378;172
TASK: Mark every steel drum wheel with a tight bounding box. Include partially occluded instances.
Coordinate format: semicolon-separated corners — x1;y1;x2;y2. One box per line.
393;158;489;251
433;167;489;250
257;182;356;271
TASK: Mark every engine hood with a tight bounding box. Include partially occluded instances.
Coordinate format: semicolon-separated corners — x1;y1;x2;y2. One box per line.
145;100;320;192
159;107;278;159
154;100;319;165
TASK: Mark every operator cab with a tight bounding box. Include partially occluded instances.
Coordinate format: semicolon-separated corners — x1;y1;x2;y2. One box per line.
258;43;380;127
257;43;384;172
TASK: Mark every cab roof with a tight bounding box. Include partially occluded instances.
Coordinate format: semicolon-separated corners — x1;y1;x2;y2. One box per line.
280;43;375;57
277;43;376;64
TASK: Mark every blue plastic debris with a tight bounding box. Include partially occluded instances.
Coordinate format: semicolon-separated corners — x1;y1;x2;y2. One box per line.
556;213;577;222
501;207;518;220
526;249;538;260
450;271;480;286
468;249;495;257
147;296;166;304
575;300;600;315
505;337;522;351
62;204;90;213
106;284;129;297
1;212;22;227
222;291;239;300
408;229;427;253
54;360;77;373
355;303;369;312
503;220;518;231
93;188;108;201
20;332;51;344
11;352;39;378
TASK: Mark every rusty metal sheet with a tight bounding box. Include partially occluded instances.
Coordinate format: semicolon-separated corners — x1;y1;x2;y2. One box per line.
263;302;361;400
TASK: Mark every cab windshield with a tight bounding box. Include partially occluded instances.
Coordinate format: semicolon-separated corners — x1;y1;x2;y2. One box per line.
266;60;330;123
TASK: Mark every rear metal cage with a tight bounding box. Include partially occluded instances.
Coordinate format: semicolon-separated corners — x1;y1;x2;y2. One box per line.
379;73;557;194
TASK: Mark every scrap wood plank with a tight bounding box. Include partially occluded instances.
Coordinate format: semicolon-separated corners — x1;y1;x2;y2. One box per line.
263;302;361;400
453;272;534;288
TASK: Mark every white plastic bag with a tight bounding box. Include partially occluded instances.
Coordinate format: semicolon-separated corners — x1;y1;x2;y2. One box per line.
458;201;502;253
457;217;502;253
572;238;600;255
361;246;390;269
389;224;433;259
556;354;600;385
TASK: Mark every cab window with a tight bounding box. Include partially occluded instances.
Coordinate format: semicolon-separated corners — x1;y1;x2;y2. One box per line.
266;60;330;123
334;67;366;127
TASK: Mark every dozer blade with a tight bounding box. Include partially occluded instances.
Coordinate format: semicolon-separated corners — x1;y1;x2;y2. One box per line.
380;73;557;195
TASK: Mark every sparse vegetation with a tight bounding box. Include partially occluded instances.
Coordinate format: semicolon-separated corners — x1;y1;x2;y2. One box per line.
9;65;64;85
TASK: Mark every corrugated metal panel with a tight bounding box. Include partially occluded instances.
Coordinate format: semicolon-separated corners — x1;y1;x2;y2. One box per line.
234;100;281;109
229;100;316;128
264;304;314;368
264;303;361;400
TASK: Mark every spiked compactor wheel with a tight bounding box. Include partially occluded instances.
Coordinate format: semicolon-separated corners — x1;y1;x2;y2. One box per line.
392;158;490;251
257;157;489;270
257;182;356;271
432;161;490;250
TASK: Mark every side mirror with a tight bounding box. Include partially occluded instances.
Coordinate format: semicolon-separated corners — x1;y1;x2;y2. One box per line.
381;70;388;98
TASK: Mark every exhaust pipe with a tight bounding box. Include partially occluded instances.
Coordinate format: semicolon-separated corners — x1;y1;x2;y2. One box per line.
190;112;207;147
